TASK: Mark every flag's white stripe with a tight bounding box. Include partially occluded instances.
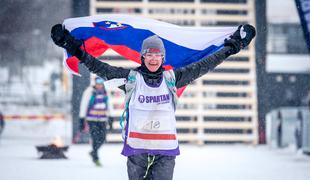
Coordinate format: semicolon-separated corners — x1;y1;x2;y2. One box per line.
63;14;236;50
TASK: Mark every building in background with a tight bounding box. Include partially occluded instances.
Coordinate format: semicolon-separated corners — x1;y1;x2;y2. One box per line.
265;0;310;111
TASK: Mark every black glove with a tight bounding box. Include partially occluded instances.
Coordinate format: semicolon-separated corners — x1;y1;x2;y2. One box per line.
79;118;86;132
51;24;83;56
224;24;256;55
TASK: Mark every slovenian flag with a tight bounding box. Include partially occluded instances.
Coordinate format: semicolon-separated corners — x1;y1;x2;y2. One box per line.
62;14;236;77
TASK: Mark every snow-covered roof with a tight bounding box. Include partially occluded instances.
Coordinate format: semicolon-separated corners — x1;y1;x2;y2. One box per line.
267;0;300;24
266;54;310;73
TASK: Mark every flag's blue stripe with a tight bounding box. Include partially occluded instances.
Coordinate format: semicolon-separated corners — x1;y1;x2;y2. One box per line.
71;26;223;68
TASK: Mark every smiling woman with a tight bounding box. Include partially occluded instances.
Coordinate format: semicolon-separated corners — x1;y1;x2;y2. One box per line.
143;53;164;72
141;35;166;72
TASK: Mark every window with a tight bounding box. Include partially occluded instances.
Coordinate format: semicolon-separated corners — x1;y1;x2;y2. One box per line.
267;24;308;54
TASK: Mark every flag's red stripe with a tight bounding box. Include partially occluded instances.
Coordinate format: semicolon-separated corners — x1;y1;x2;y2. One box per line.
66;57;80;74
82;36;109;57
129;132;176;140
109;44;141;64
163;65;173;70
86;36;141;63
176;86;186;97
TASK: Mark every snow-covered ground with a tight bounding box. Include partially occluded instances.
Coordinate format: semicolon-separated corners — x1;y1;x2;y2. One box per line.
1;139;310;180
1;120;310;180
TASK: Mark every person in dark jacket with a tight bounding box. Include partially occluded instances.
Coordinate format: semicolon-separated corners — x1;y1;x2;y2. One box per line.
0;111;4;136
79;76;109;166
51;24;256;180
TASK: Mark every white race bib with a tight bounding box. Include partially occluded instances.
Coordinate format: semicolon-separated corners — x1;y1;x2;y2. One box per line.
126;73;178;150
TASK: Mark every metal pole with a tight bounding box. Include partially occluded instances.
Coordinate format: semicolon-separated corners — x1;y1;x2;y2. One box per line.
71;0;90;143
255;0;267;144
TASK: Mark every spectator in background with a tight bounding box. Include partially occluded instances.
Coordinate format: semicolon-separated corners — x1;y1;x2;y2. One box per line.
295;110;303;150
301;90;310;109
79;77;110;166
284;89;300;107
0;111;4;136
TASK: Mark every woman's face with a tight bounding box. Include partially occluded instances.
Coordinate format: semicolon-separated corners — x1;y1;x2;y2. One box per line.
95;84;104;90
143;52;164;72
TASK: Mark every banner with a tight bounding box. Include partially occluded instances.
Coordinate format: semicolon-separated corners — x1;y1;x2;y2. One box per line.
62;14;236;76
295;0;310;53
